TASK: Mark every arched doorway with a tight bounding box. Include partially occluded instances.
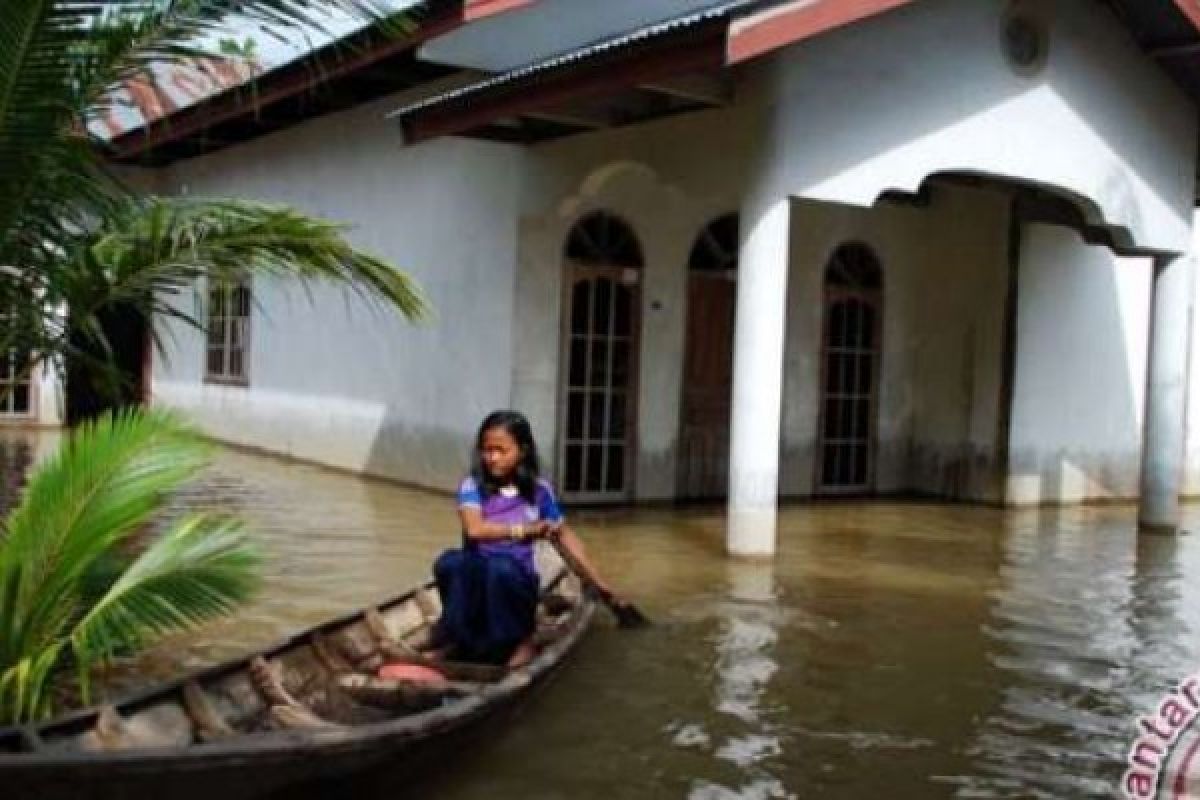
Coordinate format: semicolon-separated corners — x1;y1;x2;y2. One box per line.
559;212;642;503
816;243;883;494
678;213;738;500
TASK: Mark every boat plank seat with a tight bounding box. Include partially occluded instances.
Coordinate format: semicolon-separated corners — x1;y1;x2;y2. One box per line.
201;670;268;732
310;631;355;675
182;682;234;741
359;608;502;683
363;608;441;664
364;607;406;652
248;657;341;731
336;674;480;712
373;599;429;642
326;622;386;673
412;588;440;624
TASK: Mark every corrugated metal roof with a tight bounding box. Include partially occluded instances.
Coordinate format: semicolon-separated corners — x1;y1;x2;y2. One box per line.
89;58;262;140
387;0;766;121
90;0;428;141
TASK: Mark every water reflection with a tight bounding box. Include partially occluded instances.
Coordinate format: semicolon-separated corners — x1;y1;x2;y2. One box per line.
1;429;1199;798
99;444;458;691
950;510;1200;799
677;562;792;800
0;431;39;514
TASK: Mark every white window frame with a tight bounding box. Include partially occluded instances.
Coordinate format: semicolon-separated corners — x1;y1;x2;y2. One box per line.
0;349;34;417
0;304;34;418
204;277;251;386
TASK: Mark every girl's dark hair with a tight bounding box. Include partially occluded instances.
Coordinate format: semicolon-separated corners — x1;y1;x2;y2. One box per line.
471;410;541;503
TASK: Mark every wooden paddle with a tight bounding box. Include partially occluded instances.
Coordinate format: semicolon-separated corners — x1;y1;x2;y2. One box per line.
546;529;648;628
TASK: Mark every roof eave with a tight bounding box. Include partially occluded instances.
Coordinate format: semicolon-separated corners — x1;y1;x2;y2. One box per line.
105;1;465;164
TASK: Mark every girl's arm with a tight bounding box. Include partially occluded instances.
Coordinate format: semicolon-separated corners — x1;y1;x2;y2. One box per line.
545;522;614;597
458;506;547;542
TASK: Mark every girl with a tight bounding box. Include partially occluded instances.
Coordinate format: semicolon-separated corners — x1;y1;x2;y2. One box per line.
433;410;620;668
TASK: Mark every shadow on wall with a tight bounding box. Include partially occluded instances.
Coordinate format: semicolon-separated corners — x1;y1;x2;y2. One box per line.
361;411;475;497
1004;223;1149;505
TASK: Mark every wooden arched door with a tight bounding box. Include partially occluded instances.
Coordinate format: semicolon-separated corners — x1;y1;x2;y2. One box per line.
677;214;738;500
559;212;642;504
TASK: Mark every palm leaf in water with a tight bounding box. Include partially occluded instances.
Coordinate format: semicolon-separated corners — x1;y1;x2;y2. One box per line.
0;409;261;722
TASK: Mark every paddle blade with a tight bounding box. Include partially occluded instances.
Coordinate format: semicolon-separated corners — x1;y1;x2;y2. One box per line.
610;600;649;629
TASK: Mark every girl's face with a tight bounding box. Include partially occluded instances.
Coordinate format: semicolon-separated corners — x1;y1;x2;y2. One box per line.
480;426;521;480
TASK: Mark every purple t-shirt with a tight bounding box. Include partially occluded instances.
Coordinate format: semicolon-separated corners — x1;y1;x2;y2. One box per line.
456;476;565;574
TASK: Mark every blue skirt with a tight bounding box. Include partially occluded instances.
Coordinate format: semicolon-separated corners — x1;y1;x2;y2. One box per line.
432;547;539;665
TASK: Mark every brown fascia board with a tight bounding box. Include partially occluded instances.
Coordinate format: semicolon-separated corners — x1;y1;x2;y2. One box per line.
403;22;727;143
106;5;465;162
464;0;538;23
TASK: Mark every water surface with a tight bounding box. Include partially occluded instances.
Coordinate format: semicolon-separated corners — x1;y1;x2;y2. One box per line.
7;433;1198;798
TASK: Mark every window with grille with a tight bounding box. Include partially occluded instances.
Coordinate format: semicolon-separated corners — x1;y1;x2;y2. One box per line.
0;350;32;416
817;243;882;493
205;278;251;384
0;307;32;416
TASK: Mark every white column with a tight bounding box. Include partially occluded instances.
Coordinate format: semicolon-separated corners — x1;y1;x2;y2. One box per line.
727;197;791;557
1139;253;1193;533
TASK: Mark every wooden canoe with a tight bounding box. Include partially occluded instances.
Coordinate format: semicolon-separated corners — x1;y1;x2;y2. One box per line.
0;549;595;800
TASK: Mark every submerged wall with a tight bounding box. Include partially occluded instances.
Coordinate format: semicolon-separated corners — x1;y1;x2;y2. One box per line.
782;185;1011;502
1007;223;1152;504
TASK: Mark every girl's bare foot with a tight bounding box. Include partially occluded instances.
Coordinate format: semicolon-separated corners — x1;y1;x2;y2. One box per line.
506;638;537;669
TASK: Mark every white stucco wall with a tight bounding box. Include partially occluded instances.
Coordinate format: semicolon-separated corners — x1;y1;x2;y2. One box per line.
153;93;526;489
509;95;1014;502
33;361;64;427
753;0;1195;254
1183;217;1200;496
511;104;756;499
143;0;1196;507
1007;223;1152;504
784;184;1011;501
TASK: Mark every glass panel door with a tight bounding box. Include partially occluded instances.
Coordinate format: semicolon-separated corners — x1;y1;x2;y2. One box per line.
560;267;637;503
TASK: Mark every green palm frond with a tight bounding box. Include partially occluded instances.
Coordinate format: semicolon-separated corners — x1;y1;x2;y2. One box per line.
70;513;260;703
0;0;417;266
84;197;429;319
0;0;429;725
0;409;261;723
1;0;429;393
40;196;429;373
0;410;207;660
0;644;65;723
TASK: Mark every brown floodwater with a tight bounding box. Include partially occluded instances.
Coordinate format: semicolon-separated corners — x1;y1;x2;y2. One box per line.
5;431;1199;798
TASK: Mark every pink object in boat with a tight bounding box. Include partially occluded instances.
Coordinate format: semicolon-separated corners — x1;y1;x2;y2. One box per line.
377;662;447;683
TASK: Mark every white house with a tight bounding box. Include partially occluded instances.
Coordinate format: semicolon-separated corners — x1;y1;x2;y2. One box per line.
107;0;1200;554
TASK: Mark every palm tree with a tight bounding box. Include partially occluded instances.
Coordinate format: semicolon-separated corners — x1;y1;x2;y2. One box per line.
0;0;429;415
0;1;429;722
0;409;260;723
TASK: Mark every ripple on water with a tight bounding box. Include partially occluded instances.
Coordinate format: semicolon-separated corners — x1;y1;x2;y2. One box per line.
0;429;1194;799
